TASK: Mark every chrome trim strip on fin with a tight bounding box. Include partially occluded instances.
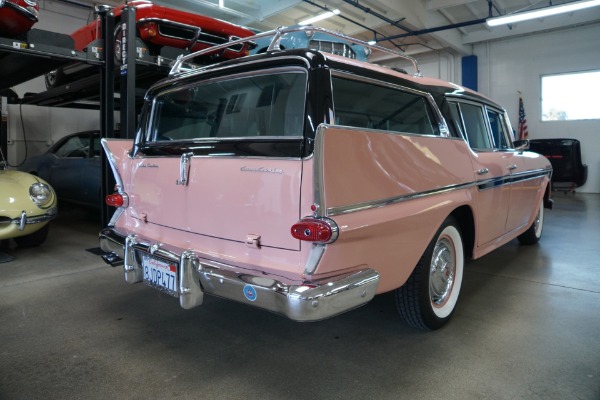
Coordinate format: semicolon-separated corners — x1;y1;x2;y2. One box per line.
313;125;328;218
101;139;126;193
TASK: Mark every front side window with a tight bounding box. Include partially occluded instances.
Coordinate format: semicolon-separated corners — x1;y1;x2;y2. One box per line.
148;71;307;141
332;77;440;136
486;109;510;149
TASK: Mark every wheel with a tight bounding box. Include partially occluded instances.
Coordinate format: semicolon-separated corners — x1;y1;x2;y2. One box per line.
517;197;544;245
14;223;50;248
395;216;464;330
44;68;67;89
114;23;153;65
114;22;124;66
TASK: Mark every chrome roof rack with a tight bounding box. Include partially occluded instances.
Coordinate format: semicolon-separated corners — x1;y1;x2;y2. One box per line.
169;25;421;78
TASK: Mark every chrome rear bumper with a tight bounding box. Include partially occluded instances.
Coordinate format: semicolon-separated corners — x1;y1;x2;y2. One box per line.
99;227;379;322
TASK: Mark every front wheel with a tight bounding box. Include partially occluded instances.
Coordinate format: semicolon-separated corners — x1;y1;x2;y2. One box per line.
517;197;544;245
395;216;464;330
14;223;50;248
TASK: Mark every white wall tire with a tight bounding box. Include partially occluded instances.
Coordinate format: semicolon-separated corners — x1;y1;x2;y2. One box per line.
395;216;464;330
518;196;544;245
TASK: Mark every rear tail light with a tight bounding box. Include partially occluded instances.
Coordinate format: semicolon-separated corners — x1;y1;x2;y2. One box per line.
106;193;128;208
291;218;338;244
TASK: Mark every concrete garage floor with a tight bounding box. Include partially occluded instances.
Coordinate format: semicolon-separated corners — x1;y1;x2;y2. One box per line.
0;194;598;400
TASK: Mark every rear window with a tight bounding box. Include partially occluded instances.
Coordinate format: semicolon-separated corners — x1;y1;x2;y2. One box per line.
147;70;307;141
332;76;440;136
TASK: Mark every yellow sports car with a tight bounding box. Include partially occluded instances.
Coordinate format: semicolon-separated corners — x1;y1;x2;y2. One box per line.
0;167;57;247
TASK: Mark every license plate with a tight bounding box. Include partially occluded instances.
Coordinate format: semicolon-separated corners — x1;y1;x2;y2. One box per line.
142;254;178;297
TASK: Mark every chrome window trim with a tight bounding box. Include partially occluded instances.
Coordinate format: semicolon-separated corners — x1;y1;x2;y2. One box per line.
170;54;311;81
144;66;309;145
132;153;304;161
330;70;451;137
448;98;516;152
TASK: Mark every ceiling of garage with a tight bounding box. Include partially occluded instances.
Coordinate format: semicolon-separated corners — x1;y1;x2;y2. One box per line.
68;0;600;59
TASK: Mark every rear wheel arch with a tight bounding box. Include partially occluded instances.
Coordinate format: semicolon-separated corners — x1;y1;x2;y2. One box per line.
449;205;475;259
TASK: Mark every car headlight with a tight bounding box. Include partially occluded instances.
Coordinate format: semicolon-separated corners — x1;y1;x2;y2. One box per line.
29;182;53;207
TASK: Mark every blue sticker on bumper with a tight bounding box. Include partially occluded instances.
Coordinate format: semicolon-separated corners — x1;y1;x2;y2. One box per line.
243;285;257;302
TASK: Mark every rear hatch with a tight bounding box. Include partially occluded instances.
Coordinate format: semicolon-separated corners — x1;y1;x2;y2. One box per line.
129;67;308;251
128;153;303;250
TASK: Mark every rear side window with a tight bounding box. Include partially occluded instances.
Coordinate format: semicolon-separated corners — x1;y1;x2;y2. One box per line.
148;71;307;141
457;103;493;150
449;99;514;151
54;134;90;158
332;77;440;136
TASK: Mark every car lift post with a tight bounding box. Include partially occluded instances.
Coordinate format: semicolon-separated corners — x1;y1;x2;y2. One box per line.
120;6;137;141
99;6;116;228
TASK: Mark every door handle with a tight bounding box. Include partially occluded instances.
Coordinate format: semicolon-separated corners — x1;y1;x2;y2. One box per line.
477;168;489;175
508;164;518;171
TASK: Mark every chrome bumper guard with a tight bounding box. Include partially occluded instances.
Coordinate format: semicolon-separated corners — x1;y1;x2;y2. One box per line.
0;208;58;231
99;228;380;321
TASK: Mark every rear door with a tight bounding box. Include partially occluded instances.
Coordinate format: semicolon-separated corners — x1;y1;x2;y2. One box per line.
448;101;512;246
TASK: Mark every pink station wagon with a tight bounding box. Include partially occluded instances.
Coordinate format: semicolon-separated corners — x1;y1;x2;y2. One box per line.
100;27;553;330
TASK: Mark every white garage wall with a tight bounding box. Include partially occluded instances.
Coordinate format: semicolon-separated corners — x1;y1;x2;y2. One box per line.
6;2;110;167
6;5;599;194
473;23;600;193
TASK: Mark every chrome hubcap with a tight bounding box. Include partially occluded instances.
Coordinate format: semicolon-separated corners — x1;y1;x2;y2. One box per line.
429;237;455;306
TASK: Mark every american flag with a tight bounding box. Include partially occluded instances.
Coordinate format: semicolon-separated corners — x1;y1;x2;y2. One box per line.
518;96;529;140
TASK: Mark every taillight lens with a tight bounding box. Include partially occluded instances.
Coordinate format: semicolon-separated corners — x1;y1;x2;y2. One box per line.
106;193;127;208
291;218;338;243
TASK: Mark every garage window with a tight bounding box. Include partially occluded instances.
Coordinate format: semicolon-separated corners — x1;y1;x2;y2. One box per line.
541;70;600;121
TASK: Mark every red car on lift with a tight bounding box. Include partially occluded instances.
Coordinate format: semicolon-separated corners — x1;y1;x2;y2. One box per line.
76;0;255;62
0;0;39;37
45;0;256;88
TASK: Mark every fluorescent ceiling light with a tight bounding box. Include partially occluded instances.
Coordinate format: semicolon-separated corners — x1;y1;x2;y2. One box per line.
487;0;600;27
299;9;340;26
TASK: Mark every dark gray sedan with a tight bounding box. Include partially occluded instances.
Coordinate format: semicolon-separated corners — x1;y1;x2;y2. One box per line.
20;131;102;209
